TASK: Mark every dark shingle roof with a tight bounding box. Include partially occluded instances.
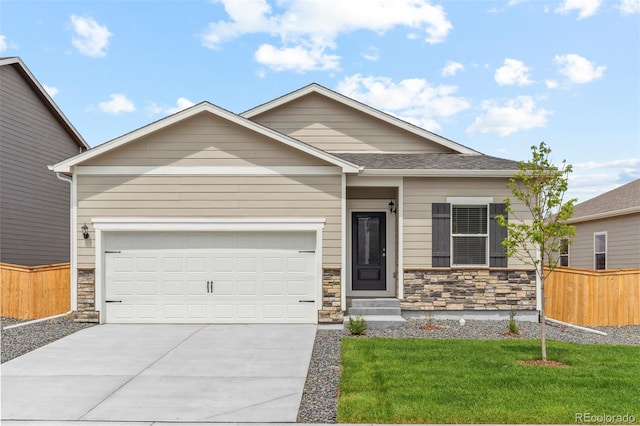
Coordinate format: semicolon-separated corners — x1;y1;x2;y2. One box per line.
334;153;520;170
572;178;640;219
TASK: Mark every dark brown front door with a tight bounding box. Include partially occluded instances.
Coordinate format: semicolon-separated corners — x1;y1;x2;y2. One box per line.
352;212;386;291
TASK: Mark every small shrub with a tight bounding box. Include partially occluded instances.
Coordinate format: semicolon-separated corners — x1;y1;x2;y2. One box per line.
507;307;520;335
346;315;367;335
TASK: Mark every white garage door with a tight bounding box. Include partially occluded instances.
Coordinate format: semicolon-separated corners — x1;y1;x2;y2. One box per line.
104;232;317;324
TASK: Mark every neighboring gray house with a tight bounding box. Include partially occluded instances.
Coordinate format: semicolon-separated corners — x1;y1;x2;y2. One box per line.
565;179;640;270
0;57;89;266
52;83;537;324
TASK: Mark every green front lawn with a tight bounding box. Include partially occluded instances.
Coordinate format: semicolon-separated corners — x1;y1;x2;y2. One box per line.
338;338;640;424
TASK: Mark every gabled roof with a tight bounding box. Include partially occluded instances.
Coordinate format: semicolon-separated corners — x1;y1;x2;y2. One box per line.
568;178;640;224
335;153;519;176
0;56;89;150
52;101;361;174
241;83;480;156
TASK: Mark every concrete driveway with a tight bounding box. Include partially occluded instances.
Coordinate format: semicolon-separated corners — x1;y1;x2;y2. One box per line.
1;323;316;423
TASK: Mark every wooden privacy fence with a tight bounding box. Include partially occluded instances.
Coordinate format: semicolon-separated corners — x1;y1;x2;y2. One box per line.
0;262;70;320
545;267;640;326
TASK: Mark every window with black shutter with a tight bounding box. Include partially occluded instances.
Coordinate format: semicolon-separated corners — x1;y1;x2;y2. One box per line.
432;202;507;267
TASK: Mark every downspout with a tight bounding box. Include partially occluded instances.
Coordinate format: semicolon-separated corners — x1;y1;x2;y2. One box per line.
54;171;77;312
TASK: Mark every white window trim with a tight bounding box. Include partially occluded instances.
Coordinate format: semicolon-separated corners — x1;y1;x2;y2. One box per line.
594;231;607;270
447;197;493;268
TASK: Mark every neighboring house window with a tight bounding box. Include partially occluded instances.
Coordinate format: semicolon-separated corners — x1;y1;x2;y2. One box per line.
560;238;569;267
432;202;507;267
594;232;607;270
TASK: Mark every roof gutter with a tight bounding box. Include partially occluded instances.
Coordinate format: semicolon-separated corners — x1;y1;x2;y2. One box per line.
567;206;640;224
357;169;518;177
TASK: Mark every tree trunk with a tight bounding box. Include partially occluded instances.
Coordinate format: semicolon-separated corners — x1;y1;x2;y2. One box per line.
540;273;547;361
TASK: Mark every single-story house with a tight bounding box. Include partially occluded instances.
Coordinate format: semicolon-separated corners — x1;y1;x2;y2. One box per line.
1;57;89;266
52;83;537;324
564;178;640;270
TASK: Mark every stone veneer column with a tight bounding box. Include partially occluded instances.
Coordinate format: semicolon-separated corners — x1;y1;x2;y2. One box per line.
75;268;100;323
319;267;343;323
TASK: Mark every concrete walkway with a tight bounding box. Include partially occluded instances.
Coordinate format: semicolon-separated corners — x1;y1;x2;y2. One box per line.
1;323;316;423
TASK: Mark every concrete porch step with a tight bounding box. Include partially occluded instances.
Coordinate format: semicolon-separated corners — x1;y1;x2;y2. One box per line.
350;298;400;308
346;298;406;330
348;306;401;316
345;315;406;330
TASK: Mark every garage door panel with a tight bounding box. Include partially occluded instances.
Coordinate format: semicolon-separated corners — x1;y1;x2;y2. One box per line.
105;232;317;324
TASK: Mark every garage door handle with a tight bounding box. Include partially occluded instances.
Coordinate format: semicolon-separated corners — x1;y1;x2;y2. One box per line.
298;250;315;253
299;299;315;303
105;300;122;303
207;281;212;293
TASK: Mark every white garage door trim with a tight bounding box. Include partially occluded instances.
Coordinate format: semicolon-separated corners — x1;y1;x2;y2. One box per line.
92;218;325;324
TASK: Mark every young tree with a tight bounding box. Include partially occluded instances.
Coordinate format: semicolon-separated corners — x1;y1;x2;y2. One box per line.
497;142;576;361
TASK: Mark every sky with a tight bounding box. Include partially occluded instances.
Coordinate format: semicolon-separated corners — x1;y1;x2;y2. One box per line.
1;0;639;203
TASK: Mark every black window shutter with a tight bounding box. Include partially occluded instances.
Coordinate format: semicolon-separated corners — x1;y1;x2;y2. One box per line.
432;203;451;267
489;203;508;267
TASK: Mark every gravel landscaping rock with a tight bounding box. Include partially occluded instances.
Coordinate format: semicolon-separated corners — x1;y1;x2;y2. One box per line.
297;318;640;423
1;315;95;363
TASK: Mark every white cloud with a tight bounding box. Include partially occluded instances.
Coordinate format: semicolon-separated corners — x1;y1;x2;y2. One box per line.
466;96;551;136
70;15;112;57
362;46;380;62
202;0;452;72
555;0;602;19
147;97;196;115
98;94;135;114
494;58;533;86
166;97;195;114
336;74;470;131
0;35;7;52
554;53;606;84
442;61;464;77
568;158;640;202
618;0;640;14
545;79;560;89
254;43;340;72
43;84;59;97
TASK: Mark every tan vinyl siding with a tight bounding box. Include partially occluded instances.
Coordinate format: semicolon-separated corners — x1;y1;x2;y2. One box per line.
403;177;531;268
250;93;455;154
76;174;341;267
0;64;82;266
83;112;329;167
568;214;640;269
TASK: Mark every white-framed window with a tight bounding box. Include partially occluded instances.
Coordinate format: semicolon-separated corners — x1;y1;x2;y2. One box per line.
594;232;607;270
451;204;489;266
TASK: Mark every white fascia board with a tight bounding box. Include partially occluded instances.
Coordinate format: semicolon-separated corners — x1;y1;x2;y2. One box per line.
52;102;360;174
359;169;517;177
566;206;640;224
91;217;326;232
242;83;479;155
75;166;342;176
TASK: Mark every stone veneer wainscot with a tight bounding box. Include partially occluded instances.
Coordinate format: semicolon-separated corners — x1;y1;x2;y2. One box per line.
402;268;537;311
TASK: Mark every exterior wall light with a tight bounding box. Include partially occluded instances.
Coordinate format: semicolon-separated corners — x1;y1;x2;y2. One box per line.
81;223;89;239
388;200;397;214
